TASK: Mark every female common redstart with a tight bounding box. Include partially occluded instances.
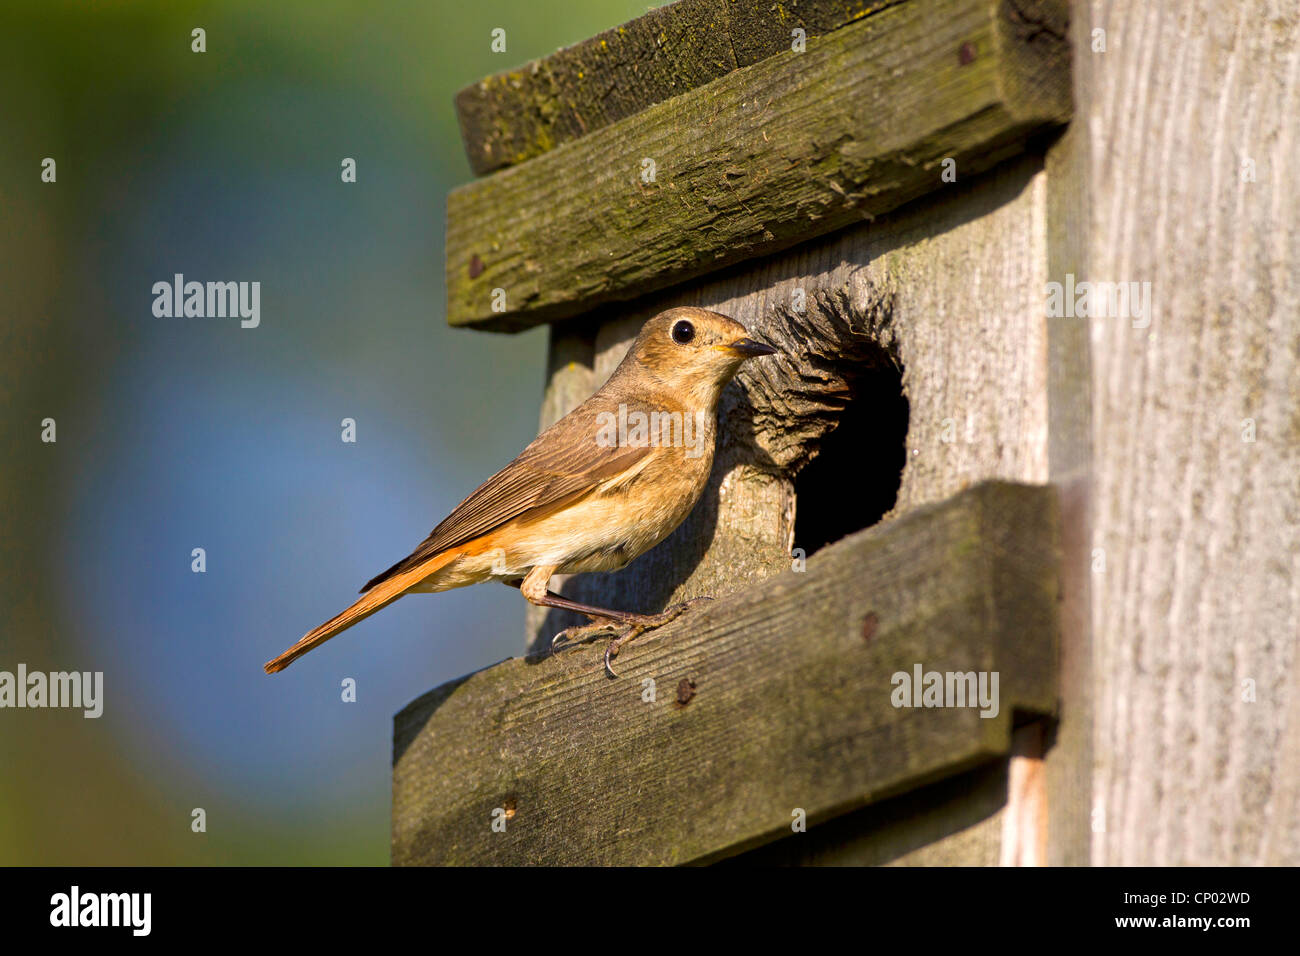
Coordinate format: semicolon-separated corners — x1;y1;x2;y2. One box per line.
264;307;776;676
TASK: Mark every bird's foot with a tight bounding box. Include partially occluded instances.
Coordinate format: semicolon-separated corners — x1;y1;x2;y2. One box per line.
550;619;621;654
549;597;714;677
602;596;714;678
615;595;714;630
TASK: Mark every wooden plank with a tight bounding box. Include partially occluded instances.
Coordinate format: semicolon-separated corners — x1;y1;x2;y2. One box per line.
722;761;1010;865
1043;118;1094;863
392;481;1060;866
446;0;1071;331
455;0;901;176
1072;0;1300;866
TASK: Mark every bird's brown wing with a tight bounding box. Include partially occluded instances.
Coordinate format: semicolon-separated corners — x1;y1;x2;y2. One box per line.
359;415;652;593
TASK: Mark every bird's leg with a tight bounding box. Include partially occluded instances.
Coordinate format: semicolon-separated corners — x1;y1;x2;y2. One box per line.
502;577;627;630
537;594;711;665
508;570;712;675
505;572;627;653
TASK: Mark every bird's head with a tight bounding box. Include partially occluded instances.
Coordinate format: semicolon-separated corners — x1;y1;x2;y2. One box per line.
625;307;776;406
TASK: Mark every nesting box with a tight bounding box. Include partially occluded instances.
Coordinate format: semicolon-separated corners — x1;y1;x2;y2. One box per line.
393;0;1300;867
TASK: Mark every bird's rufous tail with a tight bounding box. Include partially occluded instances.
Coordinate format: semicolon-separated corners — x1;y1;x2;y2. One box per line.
263;550;458;674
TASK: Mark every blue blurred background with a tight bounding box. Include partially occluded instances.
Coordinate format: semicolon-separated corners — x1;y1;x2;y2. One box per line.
0;0;648;864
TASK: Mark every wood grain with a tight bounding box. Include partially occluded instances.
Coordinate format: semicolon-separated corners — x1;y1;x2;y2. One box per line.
1043;119;1094;864
392;481;1060;866
455;0;901;176
446;0;1071;330
1073;0;1300;866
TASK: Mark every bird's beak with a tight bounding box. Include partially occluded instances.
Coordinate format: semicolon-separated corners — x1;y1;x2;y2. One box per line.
722;337;777;358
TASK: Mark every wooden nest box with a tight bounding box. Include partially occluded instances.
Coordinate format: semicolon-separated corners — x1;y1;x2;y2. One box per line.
395;0;1300;867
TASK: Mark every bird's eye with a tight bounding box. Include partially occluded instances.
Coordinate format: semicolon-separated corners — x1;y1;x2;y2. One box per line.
671;320;695;344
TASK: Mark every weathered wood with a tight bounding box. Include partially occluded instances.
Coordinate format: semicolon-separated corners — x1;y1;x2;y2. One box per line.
1070;0;1300;866
392;481;1059;866
446;0;1071;330
455;0;900;176
1042;120;1094;864
723;761;1009;865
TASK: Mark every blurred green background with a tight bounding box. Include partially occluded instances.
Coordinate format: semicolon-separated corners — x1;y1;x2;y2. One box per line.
0;0;651;864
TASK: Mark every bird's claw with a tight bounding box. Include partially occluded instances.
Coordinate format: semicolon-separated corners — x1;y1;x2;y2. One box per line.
603;623;645;679
551;620;619;654
604;638;624;679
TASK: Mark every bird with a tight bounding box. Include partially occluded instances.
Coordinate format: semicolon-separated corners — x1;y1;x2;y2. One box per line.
263;307;777;677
